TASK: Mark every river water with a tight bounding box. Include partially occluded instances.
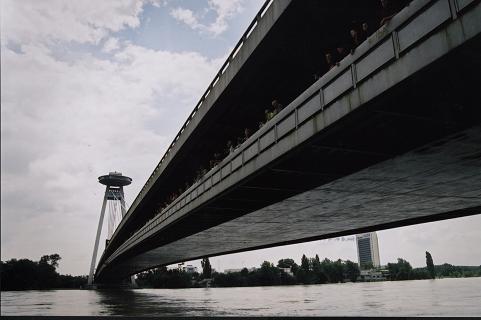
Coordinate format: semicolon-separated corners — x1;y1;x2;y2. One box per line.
1;277;480;316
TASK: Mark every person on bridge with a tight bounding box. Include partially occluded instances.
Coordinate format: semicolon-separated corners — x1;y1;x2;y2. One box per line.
349;22;362;54
335;46;348;62
360;22;370;41
379;0;409;26
265;108;274;122
271;99;284;114
244;128;252;141
324;51;336;71
195;167;204;182
225;140;234;155
236;136;244;149
213;152;222;165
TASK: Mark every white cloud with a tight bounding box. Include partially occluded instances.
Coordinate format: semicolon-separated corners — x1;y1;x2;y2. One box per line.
170;0;245;36
207;0;244;35
102;37;121;53
0;1;224;275
1;0;145;45
170;7;201;31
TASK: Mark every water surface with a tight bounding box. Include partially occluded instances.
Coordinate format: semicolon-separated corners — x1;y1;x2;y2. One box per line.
2;277;480;316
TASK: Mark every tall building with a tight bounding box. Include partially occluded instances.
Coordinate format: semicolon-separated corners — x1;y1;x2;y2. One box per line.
356;232;380;269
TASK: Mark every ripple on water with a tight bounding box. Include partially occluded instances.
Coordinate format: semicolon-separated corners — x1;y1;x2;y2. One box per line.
1;278;481;316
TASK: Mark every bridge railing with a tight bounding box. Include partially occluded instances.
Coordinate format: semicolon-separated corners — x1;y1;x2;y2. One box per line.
104;0;277;250
136;0;275;201
100;0;479;269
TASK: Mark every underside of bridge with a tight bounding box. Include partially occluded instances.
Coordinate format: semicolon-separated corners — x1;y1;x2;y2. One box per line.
101;0;392;258
95;0;481;282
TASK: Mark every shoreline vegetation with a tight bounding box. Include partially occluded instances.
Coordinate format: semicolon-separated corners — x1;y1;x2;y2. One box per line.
1;255;87;291
1;252;480;291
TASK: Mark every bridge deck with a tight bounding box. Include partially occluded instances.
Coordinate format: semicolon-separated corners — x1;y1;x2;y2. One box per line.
96;0;481;282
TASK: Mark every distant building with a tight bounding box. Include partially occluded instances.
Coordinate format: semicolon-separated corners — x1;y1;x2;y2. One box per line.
358;269;386;281
182;265;198;273
356;232;381;269
279;267;293;276
224;268;242;273
224;267;256;273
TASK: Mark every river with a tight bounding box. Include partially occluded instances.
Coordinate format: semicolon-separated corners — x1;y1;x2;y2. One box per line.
1;277;480;316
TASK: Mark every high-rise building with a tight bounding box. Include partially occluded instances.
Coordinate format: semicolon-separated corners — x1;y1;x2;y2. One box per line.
356;232;380;269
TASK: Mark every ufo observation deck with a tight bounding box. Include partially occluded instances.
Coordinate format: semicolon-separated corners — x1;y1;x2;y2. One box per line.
98;172;132;187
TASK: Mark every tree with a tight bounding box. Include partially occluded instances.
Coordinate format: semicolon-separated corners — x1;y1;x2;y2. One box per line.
296;254;313;284
301;254;310;273
425;251;435;279
240;267;249;277
332;259;345;283
311;255;321;274
387;258;413;280
39;254;61;269
310;255;325;284
0;254;82;290
277;258;296;269
258;261;281;286
344;260;360;282
201;257;212;279
49;254;61;269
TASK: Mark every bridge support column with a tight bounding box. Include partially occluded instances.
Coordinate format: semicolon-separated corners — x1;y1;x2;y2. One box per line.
120;186;127;218
88;186;108;286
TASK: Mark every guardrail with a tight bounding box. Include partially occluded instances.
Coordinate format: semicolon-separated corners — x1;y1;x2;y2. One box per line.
103;0;278;251
130;0;275;213
100;0;479;269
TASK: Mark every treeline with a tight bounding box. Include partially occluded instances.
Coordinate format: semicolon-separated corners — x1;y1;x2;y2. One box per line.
1;254;87;291
386;258;481;281
3;253;479;291
136;255;361;288
213;256;361;287
137;253;481;289
136;266;195;288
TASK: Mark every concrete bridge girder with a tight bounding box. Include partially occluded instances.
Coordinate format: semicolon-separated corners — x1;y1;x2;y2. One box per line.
109;125;481;278
95;0;481;282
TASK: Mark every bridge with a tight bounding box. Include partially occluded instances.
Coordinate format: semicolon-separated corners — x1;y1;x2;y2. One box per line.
93;0;481;283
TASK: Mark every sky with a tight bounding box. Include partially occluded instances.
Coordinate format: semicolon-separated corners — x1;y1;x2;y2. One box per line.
1;0;480;276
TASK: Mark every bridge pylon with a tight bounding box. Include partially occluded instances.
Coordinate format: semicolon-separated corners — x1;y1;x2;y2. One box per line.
88;171;132;286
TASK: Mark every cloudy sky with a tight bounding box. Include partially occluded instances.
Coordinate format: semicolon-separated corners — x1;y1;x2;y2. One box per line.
1;0;480;276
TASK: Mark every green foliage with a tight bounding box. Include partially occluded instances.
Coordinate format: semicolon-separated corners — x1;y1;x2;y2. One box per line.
387;258;413;280
40;254;61;269
258;261;281;286
277;258;296;269
212;262;295;287
1;254;87;291
201;257;212;279
300;254;310;273
311;255;322;275
136;266;192;288
434;263;480;278
425;251;435;279
136;255;481;289
344;260;360;282
410;268;430;280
